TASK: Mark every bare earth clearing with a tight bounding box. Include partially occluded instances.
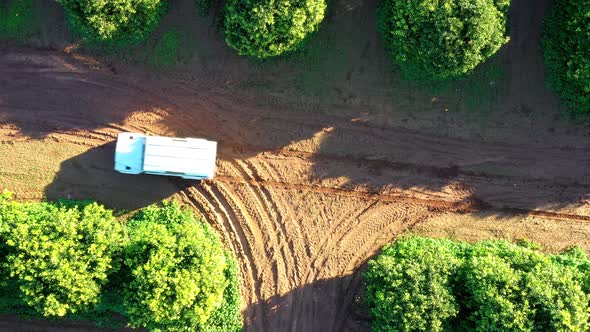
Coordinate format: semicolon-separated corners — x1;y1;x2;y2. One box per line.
1;0;590;331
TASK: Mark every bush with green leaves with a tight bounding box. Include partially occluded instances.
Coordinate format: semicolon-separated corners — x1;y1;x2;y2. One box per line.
364;237;590;332
463;241;590;331
201;251;243;332
543;0;590;115
57;0;168;47
364;237;465;332
224;0;327;58
123;202;231;331
0;193;124;317
378;0;511;80
0;195;242;330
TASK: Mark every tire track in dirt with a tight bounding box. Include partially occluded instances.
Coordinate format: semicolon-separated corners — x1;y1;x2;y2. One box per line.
211;175;481;212
191;182;266;330
216;158;317;329
230;160;297;286
234;158;310;278
303;200;377;285
293;201;380;332
180;171;453;332
224;144;590;206
226;183;287;296
212;175;590;222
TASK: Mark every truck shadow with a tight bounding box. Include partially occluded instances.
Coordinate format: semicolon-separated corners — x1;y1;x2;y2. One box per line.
44;142;186;210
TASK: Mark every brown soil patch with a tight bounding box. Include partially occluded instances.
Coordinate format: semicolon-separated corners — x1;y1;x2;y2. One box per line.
1;0;590;331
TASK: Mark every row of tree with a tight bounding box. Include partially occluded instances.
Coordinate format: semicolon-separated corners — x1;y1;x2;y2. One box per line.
52;0;588;112
364;237;590;331
0;193;241;331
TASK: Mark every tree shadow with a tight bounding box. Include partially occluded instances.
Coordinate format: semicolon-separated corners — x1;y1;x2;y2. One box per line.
0;45;173;139
0;315;135;332
243;273;369;332
311;120;590;216
44;142;185;210
308;0;590;217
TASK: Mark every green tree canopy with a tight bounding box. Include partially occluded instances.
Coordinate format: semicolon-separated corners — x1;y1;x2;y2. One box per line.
378;0;511;80
364;237;590;332
123;202;229;331
364;237;464;332
0;193;124;317
58;0;168;46
543;0;590;115
224;0;327;58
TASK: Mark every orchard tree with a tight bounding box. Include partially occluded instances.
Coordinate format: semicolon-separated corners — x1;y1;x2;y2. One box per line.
0;195;124;317
224;0;327;58
123;202;229;331
58;0;168;46
543;0;590;115
378;0;511;80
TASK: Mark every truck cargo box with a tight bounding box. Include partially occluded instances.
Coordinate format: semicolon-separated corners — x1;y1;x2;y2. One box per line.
114;132;217;180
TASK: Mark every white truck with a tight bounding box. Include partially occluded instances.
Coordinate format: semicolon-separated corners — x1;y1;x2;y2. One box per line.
114;132;217;180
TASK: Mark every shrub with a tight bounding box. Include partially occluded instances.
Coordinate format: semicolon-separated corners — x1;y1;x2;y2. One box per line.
0;192;13;284
543;0;590;115
364;237;465;332
463;241;590;331
553;246;590;294
200;251;243;332
364;237;590;332
526;265;590;331
57;0;168;47
0;196;242;330
224;0;327;58
123;202;230;331
461;250;535;330
378;0;511;80
0;194;124;317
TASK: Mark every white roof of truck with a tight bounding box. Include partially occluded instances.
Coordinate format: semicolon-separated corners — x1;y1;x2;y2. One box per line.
114;132;217;180
142;136;217;179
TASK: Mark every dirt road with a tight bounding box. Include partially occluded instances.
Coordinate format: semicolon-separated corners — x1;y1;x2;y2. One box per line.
1;0;590;331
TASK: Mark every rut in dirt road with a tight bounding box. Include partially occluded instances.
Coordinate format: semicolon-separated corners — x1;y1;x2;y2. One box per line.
177;158;438;332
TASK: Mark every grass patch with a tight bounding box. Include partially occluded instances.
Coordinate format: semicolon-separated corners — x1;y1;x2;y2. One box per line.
0;0;35;40
413;55;508;121
461;60;506;114
148;29;181;68
247;21;350;105
0;141;88;199
289;34;346;99
195;0;211;16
